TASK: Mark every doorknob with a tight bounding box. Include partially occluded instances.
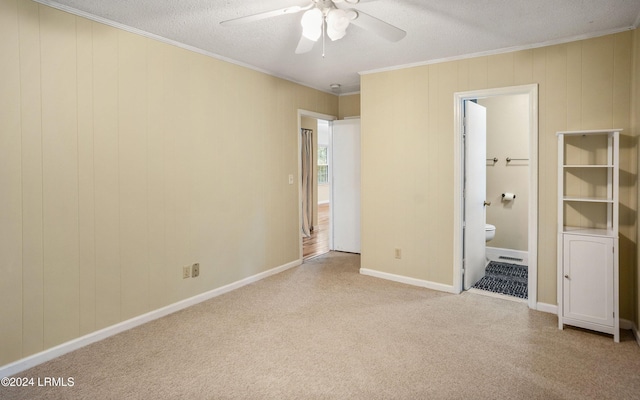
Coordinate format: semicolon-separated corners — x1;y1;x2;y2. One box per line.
484;201;491;206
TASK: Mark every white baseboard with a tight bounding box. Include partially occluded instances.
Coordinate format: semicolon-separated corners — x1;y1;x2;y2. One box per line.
619;319;633;330
359;268;457;294
0;258;302;378
617;319;640;346
486;247;528;266
631;323;640;347
535;302;558;314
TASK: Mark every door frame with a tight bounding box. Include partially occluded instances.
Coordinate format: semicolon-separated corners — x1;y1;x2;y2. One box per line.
452;84;539;309
297;109;337;262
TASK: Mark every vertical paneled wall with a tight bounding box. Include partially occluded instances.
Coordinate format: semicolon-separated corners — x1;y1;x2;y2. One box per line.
0;0;337;366
0;0;23;366
40;2;81;350
361;31;636;315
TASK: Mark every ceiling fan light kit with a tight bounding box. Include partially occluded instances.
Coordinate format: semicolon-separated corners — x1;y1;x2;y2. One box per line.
301;7;356;41
220;0;406;55
301;8;324;40
326;9;357;41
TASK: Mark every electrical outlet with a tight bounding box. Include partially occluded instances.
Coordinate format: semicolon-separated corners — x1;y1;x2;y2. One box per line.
395;248;402;259
182;265;191;279
192;263;200;278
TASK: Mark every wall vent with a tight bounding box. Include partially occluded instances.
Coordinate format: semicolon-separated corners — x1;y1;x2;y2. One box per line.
499;255;523;262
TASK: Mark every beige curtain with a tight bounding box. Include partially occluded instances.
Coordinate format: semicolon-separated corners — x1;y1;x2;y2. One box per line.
301;128;313;238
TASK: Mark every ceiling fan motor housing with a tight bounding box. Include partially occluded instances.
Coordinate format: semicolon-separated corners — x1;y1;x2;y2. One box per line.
303;0;359;41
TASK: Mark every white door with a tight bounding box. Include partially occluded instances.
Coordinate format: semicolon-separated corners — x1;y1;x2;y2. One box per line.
332;119;361;253
463;101;487;290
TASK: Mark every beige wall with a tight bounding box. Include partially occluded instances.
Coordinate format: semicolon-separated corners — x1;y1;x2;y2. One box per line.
479;95;530;251
361;31;636;317
318;184;330;204
0;0;337;366
339;94;361;119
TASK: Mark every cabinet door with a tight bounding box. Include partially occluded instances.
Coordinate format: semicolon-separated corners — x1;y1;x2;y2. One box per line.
562;234;614;326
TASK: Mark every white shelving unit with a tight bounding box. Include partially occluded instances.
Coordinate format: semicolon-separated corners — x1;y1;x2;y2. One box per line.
557;129;620;342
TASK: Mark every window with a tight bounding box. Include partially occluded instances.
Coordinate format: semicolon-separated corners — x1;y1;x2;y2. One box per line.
318;145;328;184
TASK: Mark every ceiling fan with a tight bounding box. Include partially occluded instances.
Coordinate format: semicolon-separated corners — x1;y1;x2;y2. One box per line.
220;0;406;54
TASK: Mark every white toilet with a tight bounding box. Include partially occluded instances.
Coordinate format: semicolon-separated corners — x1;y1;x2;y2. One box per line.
485;224;496;242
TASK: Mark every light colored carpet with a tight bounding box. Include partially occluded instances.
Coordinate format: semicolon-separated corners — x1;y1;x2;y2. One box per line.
2;251;639;399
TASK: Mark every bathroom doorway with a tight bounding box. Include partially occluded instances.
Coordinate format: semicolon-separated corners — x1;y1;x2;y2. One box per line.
453;85;539;309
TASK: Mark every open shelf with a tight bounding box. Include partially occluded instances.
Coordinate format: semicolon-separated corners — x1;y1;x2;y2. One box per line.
563;164;613;168
562;196;613;203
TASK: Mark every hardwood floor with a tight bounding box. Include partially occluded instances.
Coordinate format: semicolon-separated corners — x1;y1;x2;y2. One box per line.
303;203;330;259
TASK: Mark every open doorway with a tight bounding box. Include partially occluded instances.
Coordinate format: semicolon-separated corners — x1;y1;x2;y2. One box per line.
453;84;539;309
297;110;361;261
302;118;332;259
298;110;337;260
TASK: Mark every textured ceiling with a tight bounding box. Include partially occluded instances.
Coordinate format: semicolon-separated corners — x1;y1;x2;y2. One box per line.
37;0;640;94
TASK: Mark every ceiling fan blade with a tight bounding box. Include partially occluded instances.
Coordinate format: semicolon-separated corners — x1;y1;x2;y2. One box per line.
349;9;406;42
295;35;317;54
220;3;311;26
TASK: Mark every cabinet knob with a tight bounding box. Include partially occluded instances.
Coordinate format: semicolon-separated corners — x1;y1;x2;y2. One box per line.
484;201;491;206
564;274;570;279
